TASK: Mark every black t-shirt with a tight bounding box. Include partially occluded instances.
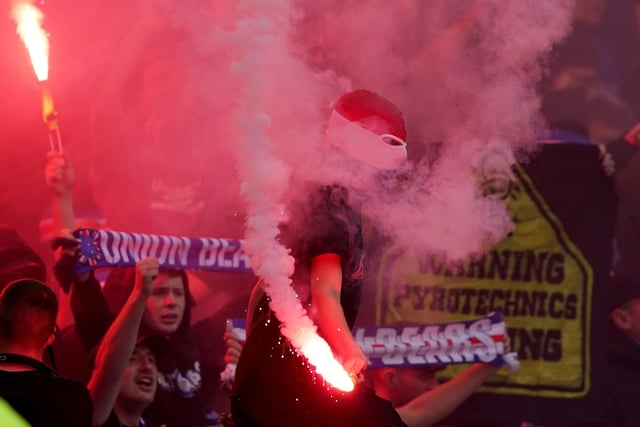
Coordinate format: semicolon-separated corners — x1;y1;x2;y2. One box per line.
231;184;406;427
278;184;365;327
144;331;222;427
101;411;162;427
604;330;640;427
0;369;93;427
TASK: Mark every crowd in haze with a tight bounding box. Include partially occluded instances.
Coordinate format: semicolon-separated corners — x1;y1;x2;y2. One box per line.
1;0;640;426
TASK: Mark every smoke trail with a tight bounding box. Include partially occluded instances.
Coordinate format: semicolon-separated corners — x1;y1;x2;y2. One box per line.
229;0;353;391
1;0;576;347
394;0;575;261
292;0;575;261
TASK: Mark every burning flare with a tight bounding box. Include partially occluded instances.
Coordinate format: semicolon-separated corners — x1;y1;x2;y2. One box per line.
12;1;49;82
301;337;355;392
12;1;62;152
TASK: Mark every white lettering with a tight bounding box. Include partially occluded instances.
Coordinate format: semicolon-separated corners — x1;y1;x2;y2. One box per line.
157;235;171;264
422;326;451;364
177;237;191;266
140;234;152;258
199;238;220;267
100;230;119;263
468;319;497;363
400;327;426;364
375;328;405;366
149;235;160;259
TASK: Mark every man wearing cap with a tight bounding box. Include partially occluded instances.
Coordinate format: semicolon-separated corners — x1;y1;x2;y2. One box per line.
605;264;640;427
0;278;93;426
89;256;168;427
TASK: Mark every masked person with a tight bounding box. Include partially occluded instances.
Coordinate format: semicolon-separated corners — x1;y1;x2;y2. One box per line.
230;90;411;427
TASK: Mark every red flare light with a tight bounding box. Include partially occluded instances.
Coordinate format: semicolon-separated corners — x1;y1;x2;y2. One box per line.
301;336;355;392
13;2;49;82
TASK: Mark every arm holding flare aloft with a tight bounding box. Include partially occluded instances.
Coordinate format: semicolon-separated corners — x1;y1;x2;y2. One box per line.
221;312;518;385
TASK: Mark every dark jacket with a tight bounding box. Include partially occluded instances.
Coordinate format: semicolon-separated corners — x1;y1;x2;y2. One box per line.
604;326;640;427
65;267;220;427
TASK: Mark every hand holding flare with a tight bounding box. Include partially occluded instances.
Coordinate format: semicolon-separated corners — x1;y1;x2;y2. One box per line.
12;1;63;152
40;80;62;152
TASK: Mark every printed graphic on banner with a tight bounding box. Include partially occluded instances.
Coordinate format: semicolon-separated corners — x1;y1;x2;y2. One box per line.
225;312;513;371
72;228;252;274
374;164;592;398
353;312;515;368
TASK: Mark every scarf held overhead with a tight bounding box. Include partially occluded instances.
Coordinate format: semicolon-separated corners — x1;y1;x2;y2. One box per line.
70;228;252;275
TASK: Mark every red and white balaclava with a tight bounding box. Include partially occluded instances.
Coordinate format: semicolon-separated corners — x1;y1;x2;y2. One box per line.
326;89;407;170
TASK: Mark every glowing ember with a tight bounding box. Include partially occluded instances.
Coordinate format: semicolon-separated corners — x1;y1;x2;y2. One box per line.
301;337;355;392
12;2;49;82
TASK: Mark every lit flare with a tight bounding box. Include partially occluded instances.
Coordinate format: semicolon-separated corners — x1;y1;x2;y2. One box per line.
301;337;355;392
12;2;49;82
12;2;63;152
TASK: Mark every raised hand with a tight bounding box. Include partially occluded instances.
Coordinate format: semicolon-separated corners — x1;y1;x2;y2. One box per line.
341;346;368;384
45;151;75;195
134;257;159;300
224;322;244;365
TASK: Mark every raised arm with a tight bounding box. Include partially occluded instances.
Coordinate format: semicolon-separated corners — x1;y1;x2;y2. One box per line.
396;363;500;427
53;229;113;350
396;335;512;427
87;257;157;427
44;151;76;231
69;271;114;351
310;253;367;379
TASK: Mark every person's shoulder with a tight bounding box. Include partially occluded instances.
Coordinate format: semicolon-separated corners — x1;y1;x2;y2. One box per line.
0;370;93;425
45;374;92;400
15;372;92;402
58;375;91;392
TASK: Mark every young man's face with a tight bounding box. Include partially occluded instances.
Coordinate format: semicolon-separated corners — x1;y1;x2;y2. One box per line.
143;272;186;336
119;345;158;405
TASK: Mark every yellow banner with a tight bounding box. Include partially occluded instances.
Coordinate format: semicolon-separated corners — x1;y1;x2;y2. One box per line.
374;164;592;398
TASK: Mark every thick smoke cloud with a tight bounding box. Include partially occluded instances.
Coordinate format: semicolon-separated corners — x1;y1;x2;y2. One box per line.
2;1;574;328
229;0;355;388
286;0;575;260
221;0;574;377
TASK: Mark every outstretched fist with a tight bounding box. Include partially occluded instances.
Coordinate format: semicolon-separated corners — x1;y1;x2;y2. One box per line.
45;151;75;195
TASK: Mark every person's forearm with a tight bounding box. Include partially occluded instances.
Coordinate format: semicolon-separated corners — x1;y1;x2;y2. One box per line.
70;274;113;351
398;363;499;427
313;288;360;358
88;291;148;426
52;191;76;231
310;253;362;359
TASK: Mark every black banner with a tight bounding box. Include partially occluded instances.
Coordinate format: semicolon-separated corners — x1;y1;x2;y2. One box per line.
366;143;616;424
